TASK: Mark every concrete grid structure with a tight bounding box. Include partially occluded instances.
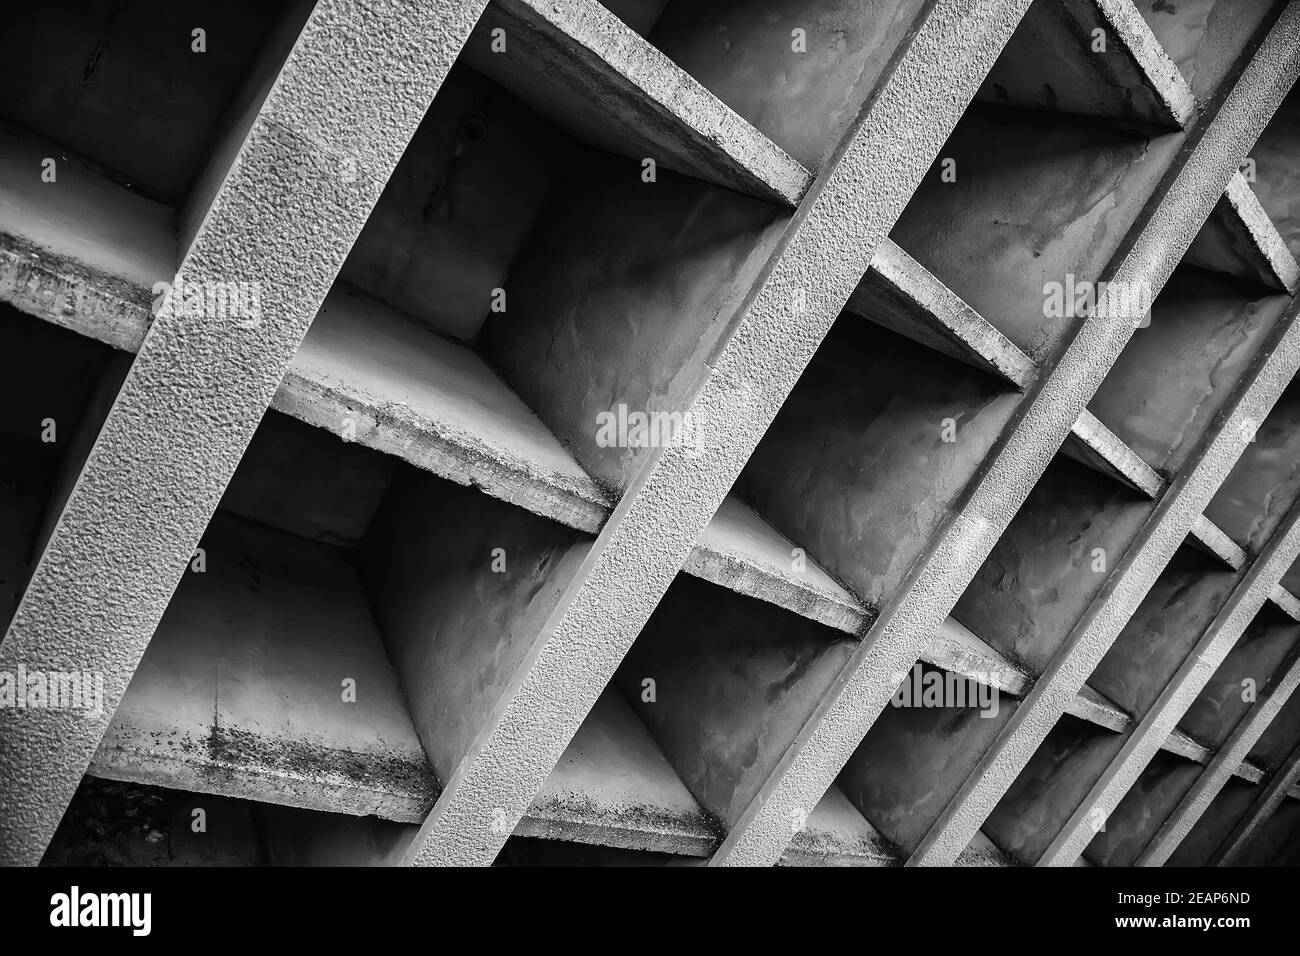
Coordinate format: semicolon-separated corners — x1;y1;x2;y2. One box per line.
1;0;1300;867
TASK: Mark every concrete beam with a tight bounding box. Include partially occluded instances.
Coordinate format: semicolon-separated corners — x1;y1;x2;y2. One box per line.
0;0;490;866
1040;502;1300;865
718;3;1300;869
1214;736;1300;864
1141;645;1300;864
902;5;1300;865
395;0;1038;867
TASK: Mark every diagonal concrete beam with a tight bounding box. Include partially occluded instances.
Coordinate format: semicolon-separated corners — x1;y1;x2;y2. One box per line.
1040;499;1300;866
1140;647;1300;865
0;0;489;866
397;0;1038;867
1214;737;1300;865
716;0;1300;869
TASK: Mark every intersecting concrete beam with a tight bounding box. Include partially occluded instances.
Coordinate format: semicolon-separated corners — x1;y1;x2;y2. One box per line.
1140;644;1300;864
0;0;488;866
1041;499;1300;865
1214;737;1300;865
396;0;1037;867
717;0;1300;870
901;4;1300;866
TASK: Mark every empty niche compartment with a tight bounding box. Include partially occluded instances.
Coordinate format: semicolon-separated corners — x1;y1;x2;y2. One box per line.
613;0;933;171
1084;750;1204;866
834;662;1018;858
1089;541;1241;718
1247;685;1300;774
330;38;793;508
891;0;1187;366
0;303;127;629
0;1;317;347
1204;378;1300;556
1167;778;1260;866
96;409;598;831
1087;265;1292;476
953;451;1154;675
1251;82;1300;262
45;776;417;866
609;573;856;836
1133;0;1285;107
1176;603;1300;751
92;411;440;822
733;311;1022;613
981;713;1127;865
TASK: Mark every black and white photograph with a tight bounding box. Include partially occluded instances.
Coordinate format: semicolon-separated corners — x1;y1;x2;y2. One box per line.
0;0;1298;938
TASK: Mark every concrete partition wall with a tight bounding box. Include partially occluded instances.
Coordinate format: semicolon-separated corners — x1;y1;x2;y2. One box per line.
892;105;1183;363
953;455;1155;674
835;681;1019;856
1088;266;1294;474
1090;545;1241;717
0;306;123;629
735;316;1023;612
610;575;856;830
481;151;789;494
644;0;933;171
359;468;591;790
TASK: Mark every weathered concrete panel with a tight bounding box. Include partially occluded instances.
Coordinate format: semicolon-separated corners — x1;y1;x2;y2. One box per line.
738;316;1022;609
1090;545;1238;716
1089;265;1291;473
892;105;1181;363
615;574;854;828
982;715;1126;863
1178;607;1299;749
359;466;589;785
482;150;787;493
1085;751;1202;866
954;455;1154;674
646;0;931;170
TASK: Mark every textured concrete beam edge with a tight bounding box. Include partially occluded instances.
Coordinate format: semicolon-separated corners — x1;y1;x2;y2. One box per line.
711;0;1300;871
0;0;491;866
396;0;1039;867
1041;495;1300;866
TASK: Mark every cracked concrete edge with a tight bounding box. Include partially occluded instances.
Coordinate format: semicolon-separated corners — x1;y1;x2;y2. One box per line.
393;0;1040;868
1225;170;1300;294
1094;0;1198;128
715;1;1300;872
1140;649;1300;866
1214;738;1300;865
1040;498;1300;866
0;0;487;867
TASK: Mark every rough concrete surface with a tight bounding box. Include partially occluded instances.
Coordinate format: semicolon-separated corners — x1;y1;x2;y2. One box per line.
5;0;1300;871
